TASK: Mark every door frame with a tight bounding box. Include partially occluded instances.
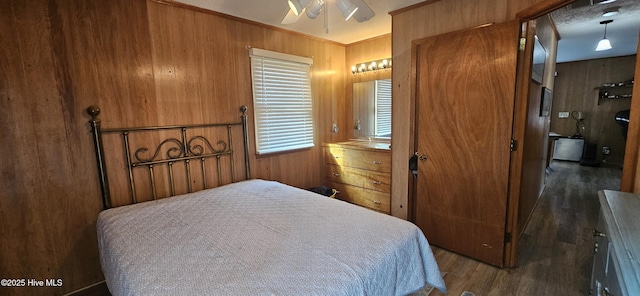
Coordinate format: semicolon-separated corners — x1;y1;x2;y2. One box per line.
407;0;576;268
507;0;640;265
620;33;640;192
505;0;574;267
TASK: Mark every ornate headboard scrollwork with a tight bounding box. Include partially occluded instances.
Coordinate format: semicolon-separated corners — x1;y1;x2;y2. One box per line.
87;106;251;209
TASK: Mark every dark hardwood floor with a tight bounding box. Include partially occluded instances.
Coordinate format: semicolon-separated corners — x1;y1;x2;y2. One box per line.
429;160;622;296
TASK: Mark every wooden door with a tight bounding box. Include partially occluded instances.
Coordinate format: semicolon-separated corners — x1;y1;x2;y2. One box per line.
414;21;519;267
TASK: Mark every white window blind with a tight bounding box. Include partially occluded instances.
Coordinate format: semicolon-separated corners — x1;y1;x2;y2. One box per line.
250;48;314;154
375;79;392;138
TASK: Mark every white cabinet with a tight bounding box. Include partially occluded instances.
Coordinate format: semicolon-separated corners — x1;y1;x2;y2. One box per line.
591;190;640;296
553;138;584;161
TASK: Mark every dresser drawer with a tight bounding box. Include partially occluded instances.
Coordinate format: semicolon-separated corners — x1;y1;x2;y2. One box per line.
324;147;345;166
324;148;390;173
325;164;390;193
605;250;623;296
328;181;390;214
594;212;610;267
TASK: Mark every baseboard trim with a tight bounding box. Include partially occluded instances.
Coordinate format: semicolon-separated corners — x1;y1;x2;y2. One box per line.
63;280;106;296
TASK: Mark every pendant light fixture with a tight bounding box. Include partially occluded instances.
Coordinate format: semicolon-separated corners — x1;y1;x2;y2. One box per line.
596;20;613;51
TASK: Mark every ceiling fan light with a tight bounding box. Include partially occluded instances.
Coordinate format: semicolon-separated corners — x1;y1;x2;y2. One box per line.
336;0;358;21
288;0;312;16
306;0;325;19
596;38;612;51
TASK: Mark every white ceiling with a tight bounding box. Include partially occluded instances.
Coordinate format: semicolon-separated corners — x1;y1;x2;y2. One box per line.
552;0;640;63
175;0;423;44
175;0;640;63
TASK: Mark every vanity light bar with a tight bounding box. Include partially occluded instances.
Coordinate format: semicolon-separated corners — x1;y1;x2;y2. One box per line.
351;58;392;75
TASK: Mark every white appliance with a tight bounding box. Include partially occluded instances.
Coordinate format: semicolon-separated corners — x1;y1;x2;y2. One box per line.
553;138;584;161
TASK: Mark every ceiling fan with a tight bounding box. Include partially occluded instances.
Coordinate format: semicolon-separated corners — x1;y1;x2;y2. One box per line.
281;0;375;29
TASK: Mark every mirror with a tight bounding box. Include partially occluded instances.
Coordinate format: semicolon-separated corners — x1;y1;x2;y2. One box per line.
531;35;546;84
352;79;391;139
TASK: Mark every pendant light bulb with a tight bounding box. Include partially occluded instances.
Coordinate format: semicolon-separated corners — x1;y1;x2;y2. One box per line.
596;38;612;51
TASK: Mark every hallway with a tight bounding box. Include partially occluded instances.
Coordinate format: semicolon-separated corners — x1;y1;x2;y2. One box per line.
429;160;622;295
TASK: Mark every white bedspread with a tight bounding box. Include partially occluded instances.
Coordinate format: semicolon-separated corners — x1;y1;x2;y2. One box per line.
97;179;446;295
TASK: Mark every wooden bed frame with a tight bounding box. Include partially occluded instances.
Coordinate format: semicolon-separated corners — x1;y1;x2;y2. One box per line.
87;105;251;209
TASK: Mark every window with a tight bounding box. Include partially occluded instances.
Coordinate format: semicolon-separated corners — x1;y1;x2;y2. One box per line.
249;48;314;154
375;79;392;138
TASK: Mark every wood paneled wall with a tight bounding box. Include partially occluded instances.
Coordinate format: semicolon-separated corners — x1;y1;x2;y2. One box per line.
551;55;636;165
345;34;392;140
390;0;566;219
0;0;346;294
518;15;559;237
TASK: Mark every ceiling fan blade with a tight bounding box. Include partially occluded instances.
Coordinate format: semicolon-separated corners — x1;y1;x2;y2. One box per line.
281;8;303;24
350;0;375;23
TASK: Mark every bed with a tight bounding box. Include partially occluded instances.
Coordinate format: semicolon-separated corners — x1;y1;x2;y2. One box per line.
87;105;446;295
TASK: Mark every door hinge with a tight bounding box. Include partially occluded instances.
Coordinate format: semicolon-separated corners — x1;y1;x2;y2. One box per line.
510;139;518;152
518;38;526;52
504;232;512;243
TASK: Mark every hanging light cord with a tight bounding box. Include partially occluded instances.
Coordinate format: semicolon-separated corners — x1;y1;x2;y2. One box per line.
601;19;613;38
324;2;328;33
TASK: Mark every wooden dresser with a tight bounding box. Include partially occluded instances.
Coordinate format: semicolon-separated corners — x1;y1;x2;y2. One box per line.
323;141;391;214
591;190;640;296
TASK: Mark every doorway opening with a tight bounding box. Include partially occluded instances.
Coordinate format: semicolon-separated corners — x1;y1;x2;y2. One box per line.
545;1;638;181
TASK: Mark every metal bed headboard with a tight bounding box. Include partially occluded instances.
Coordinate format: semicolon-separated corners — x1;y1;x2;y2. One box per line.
87;105;251;209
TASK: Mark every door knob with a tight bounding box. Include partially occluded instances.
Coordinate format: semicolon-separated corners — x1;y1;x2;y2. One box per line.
593;229;606;238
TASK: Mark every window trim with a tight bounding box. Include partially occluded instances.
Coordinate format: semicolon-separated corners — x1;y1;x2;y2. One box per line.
249;48;315;155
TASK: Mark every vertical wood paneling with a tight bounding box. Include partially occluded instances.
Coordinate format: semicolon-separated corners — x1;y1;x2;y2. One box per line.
345;35;392;140
550;55;635;165
143;1;346;189
0;0;121;294
148;5;200;124
0;0;55;285
0;0;346;294
329;44;348;144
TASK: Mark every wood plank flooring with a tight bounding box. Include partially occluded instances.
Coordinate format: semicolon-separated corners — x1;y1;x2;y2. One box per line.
428;160;622;296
